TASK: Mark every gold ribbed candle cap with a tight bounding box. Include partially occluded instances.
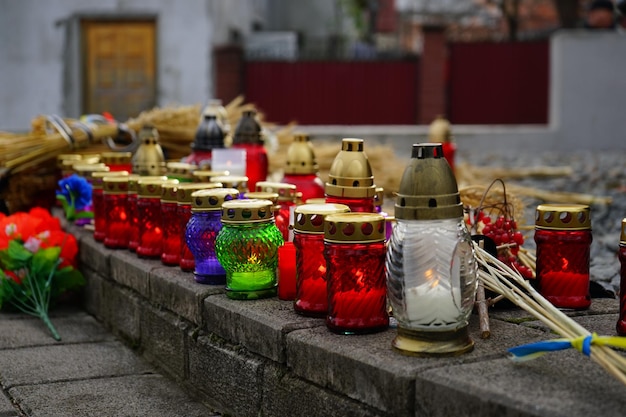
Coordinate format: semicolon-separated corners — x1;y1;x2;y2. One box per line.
191;188;240;211
91;170;129;189
137;178;178;198
294;203;350;234
101;152;132;165
324;212;385;243
244;191;280;205
193;170;230;182
128;175;167;193
177;182;223;204
395;143;461;220
620;219;626;244
325;138;376;199
160;181;180;203
211;175;248;193
535;204;591;231
255;181;297;202
103;176;130;194
221;199;274;223
285;133;318;174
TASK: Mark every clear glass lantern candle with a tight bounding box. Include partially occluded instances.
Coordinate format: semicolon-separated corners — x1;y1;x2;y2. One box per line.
617;219;626;335
293;203;350;317
176;182;223;272
534;204;592;310
215;199;284;300
136;178;178;258
160;181;181;266
386;143;478;356
280;132;325;202
103;176;130;249
324;212;388;334
185;188;240;284
325;138;376;213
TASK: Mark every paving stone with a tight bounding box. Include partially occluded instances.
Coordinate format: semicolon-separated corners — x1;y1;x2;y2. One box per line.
0;391;18;417
0;307;113;349
8;374;219;417
203;294;323;363
188;333;263;417
0;341;153;388
286;318;548;416
415;351;626;417
149;266;223;325
110;249;156;296
140;305;188;380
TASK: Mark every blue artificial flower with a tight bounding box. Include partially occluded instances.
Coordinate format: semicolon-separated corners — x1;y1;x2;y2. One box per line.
57;174;92;210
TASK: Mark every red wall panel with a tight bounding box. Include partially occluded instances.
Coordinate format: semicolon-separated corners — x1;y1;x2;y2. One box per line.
244;60;419;125
448;41;549;124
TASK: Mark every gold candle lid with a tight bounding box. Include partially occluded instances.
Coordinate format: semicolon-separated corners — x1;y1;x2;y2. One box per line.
101;152;132;165
620;218;626;244
284;132;319;175
160;181;180;203
57;154;82;169
191;188;240;211
137;178;178;198
211;175;248;193
305;198;327;205
324;212;385;243
255;181;297;203
192;170;230;182
325;138;376;199
294;203;350;234
103;176;130;195
128;175;167;193
221;199;274;223
73;163;109;177
91;170;129;189
166;162;196;180
535;204;591;231
244;191;280;205
177;182;223;204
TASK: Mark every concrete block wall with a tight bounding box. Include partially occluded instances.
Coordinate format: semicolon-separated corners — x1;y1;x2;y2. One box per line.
69;223;626;417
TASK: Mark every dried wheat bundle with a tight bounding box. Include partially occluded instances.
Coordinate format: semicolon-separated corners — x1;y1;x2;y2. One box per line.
476;245;626;386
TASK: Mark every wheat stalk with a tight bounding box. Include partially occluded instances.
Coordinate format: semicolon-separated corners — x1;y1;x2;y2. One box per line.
475;245;626;385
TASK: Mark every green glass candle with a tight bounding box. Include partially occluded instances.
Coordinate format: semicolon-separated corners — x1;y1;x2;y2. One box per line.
216;199;284;300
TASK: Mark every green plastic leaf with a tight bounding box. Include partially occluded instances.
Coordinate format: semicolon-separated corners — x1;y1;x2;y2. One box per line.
0;241;33;270
30;247;61;279
51;266;85;299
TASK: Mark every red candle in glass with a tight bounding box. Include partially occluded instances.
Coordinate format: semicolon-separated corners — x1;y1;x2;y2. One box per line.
293;203;350;317
177;182;223;272
255;181;297;241
160;182;181;266
535;204;592;310
136;179;178;258
280;133;325;202
231;110;268;190
127;175;165;252
617;219;626;335
90;170;126;242
103;176;130;249
277;242;297;300
101;151;133;172
324;212;388;334
325;138;376;213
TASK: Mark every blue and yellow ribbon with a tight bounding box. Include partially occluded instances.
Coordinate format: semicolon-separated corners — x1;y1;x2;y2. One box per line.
508;333;626;362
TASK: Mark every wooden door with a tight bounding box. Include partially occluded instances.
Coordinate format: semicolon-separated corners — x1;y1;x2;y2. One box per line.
82;20;156;121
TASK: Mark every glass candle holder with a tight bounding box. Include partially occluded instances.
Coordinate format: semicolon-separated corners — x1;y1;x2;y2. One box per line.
325;138;376;213
215;199;284;300
185;188;239;284
127;175;166;252
177;182;224;271
386;143;477;356
136;178;178;258
255;181;298;241
210;175;249;198
101;151;133;172
192;170;230;183
91;170;127;242
535;204;592;310
281;132;325;202
166;162;196;183
324;212;388;334
293;203;350;317
103;176;130;249
160;182;181;266
617;219;626;335
277;242;297;300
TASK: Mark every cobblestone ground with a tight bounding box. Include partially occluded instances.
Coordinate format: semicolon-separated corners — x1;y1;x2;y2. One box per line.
456;149;626;295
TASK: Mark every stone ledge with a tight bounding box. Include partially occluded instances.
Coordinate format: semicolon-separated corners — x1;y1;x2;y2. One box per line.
70;221;625;417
